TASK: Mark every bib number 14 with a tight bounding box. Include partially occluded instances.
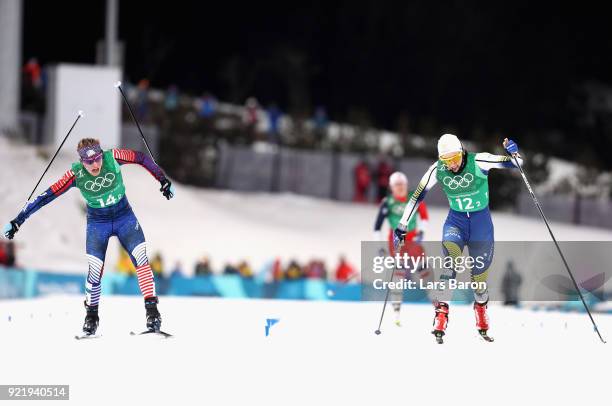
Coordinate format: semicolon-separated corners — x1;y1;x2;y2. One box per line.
97;194;117;208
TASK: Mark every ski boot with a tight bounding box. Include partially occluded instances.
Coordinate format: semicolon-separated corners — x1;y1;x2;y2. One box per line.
474;301;494;342
82;301;99;336
145;296;162;332
431;301;449;344
130;297;172;338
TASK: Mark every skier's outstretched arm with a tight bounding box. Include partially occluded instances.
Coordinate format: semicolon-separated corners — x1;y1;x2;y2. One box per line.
373;198;389;240
2;170;76;239
112;149;175;200
399;162;438;228
475;139;523;172
475;153;523;172
393;162;438;247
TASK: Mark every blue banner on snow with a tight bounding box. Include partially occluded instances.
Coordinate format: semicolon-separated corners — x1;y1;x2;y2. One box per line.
0;268;361;301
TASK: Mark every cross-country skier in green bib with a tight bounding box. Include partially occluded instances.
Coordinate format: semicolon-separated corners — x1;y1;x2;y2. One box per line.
374;172;429;326
2;138;175;337
393;134;522;343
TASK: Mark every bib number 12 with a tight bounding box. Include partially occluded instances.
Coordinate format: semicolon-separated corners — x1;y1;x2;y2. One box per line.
455;197;477;210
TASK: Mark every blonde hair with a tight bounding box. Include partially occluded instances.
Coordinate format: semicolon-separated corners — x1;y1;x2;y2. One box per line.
77;138;100;151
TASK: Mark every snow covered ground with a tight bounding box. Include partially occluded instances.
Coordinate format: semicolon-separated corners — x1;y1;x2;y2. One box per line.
0;295;609;405
2;135;612;404
2;136;612;277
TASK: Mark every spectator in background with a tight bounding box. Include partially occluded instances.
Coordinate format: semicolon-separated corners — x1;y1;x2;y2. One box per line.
238;260;254;279
164;85;179;112
266;103;282;144
242;97;259;139
375;157;394;202
39;66;48;93
354;159;371;202
284;260;303;280
136;79;150;123
150;252;164;279
0;241;17;267
224;263;239;275
7;241;16;267
198;92;217;119
304;260;327;280
272;258;283;281
170;261;184;278
115;248;136;275
194;256;213;276
23;58;42;89
21;58;45;132
0;242;7;266
335;255;356;282
313;106;328;142
502;261;522;306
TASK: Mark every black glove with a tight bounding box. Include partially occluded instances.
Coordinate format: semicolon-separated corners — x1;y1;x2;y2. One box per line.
3;220;20;240
160;179;175;200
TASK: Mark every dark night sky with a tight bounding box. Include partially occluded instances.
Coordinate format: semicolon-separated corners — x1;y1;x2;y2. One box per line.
22;1;612;153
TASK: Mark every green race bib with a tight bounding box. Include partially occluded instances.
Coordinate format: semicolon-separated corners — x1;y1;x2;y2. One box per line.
386;193;417;231
71;150;126;208
436;152;489;212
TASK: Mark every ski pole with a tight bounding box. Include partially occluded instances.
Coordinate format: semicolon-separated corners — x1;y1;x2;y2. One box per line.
375;242;403;335
510;152;606;343
25;111;83;203
114;81;159;165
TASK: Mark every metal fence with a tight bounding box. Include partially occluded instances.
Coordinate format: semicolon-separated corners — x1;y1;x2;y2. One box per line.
215;143;612;230
215;142;449;204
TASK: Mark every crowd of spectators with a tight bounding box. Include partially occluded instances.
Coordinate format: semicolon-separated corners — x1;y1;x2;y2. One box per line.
221;260;254;279
115;249;165;279
354;156;396;203
1;241;360;283
109;79;444;189
113;249;358;283
16;59;433;160
120;80;431;155
266;256;357;282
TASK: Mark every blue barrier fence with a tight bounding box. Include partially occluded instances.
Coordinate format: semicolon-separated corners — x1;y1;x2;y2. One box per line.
2;268;605;315
0;268;362;301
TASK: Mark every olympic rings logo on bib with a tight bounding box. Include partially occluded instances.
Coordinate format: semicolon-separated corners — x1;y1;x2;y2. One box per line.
84;173;115;192
442;173;474;190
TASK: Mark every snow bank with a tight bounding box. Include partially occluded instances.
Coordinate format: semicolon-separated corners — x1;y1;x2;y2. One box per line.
2;136;612;276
